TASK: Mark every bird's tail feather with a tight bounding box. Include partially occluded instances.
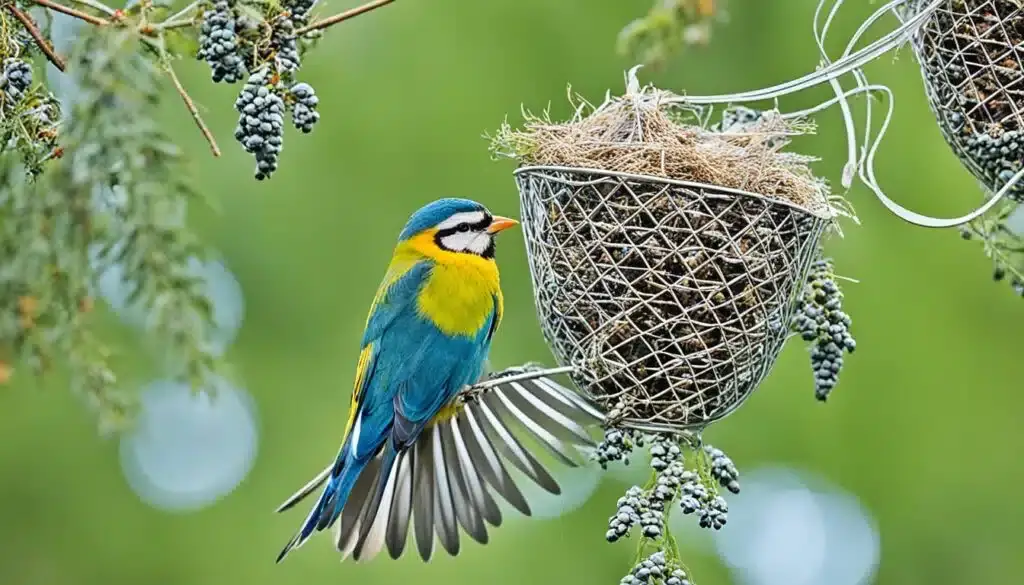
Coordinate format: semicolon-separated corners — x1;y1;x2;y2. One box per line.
276;454;370;563
275;465;332;514
353;440;400;549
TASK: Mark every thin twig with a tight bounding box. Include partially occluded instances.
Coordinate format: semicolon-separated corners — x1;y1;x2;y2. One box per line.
164;0;200;24
6;5;66;71
140;18;196;36
140;0;201;34
294;0;394;35
31;0;109;25
161;56;221;157
68;0;116;16
157;18;196;30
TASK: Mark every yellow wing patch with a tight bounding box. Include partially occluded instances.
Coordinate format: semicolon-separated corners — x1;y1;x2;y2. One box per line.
340;252;422;441
343;343;375;439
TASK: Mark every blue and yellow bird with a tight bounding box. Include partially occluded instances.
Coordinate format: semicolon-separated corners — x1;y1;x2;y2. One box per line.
275;198;520;562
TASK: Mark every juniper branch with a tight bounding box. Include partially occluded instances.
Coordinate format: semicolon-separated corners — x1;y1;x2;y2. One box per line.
6;4;66;70
157;41;221;157
67;0;115;17
29;0;110;26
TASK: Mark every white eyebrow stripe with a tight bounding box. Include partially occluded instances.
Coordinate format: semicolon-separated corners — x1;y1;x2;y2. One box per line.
436;211;486;231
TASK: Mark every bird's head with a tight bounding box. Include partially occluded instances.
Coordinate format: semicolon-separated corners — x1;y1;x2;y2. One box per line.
398;198;518;259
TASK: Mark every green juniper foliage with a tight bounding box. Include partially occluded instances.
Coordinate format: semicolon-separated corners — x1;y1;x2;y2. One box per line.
595;428;740;585
0;0;388;432
959;200;1024;298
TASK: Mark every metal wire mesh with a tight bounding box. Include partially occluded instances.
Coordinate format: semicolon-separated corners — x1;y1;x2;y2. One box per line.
516;166;831;432
905;0;1024;201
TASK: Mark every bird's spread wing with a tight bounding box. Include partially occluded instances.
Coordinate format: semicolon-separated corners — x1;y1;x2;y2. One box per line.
329;366;606;562
351;291;498;548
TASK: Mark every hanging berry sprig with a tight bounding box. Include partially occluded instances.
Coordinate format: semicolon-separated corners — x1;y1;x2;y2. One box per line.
959;200;1024;299
792;255;857;402
594;426;743;585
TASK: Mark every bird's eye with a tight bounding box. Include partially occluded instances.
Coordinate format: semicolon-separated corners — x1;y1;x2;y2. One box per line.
457;224;470;232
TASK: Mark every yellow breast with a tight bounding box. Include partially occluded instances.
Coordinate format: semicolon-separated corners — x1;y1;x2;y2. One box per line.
401;231;503;338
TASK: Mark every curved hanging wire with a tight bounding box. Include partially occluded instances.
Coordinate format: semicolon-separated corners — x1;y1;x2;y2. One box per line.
650;0;1022;228
661;0;941;105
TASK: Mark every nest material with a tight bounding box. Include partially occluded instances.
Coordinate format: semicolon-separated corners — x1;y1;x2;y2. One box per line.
907;0;1024;201
493;87;833;217
499;87;834;430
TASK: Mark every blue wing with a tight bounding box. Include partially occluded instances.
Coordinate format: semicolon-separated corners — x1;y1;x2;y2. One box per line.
350;273;499;545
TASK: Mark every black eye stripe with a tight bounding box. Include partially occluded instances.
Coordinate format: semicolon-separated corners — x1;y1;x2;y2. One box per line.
436;215;492;238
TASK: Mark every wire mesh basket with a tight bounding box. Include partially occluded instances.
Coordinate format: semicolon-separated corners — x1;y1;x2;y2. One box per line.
904;0;1024;201
516;166;831;432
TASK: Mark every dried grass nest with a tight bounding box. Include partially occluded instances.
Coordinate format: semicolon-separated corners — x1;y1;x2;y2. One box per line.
490;86;834;217
491;85;840;428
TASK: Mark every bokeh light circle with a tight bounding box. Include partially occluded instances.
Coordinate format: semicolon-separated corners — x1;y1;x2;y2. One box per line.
119;377;259;511
711;466;880;585
189;257;246;354
90;249;245;355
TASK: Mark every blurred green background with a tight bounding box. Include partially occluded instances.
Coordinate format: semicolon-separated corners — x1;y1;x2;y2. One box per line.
3;1;1022;584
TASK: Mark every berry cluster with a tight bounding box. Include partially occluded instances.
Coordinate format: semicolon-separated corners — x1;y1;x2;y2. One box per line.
0;58;32;104
1;57;59;173
648;436;685;508
270;16;301;74
607;485;647;542
288;82;320;133
676;470;706;515
620;551;693;585
234;69;286;180
594;426;639;469
792;257;856;401
698;496;729;530
704;444;740;494
197;0;246;83
268;0;318;73
960;130;1024;202
195;0;323;178
607;435;743;585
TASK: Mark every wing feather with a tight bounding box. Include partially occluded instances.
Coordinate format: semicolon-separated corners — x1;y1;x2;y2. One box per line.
385;449;414;559
430;425;460;555
320;366;604;563
530;377;606;422
474;398;562;495
486;391;581;467
502;380;594;444
458;408;531;516
335;458;382;558
439;421;488;544
449;417;501;529
412;436;436;561
351;463;394;562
